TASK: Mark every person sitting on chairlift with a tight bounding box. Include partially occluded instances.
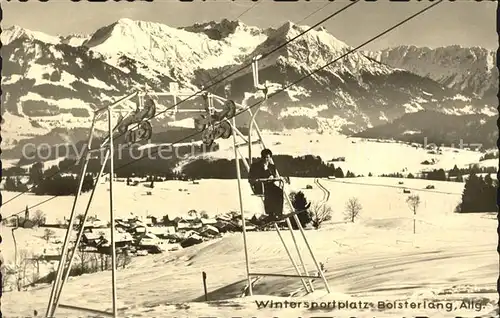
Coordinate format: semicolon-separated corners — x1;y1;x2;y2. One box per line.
248;149;284;221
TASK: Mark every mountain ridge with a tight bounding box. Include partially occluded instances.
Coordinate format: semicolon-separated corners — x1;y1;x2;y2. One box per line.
1;19;495;159
354;110;497;150
364;44;497;101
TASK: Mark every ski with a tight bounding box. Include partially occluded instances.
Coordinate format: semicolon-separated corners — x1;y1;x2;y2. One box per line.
253;206;310;230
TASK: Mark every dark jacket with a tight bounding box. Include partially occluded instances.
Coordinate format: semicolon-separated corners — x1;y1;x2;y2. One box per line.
248;160;277;195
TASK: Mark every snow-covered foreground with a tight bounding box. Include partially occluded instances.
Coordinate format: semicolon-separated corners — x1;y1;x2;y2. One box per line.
1;177;498;317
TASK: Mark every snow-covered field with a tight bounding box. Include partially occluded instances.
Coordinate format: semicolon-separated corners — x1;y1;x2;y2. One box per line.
194;131;486;176
1;177;498;318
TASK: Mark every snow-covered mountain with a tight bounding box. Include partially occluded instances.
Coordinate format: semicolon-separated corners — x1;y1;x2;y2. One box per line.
83;18;268;85
1;19;496;157
1;35;189;149
203;22;494;132
1;25;90;47
366;45;498;101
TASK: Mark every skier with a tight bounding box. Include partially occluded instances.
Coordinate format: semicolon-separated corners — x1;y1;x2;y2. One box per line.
248;148;284;221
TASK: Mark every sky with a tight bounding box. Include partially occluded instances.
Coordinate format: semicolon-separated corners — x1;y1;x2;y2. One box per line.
1;0;497;51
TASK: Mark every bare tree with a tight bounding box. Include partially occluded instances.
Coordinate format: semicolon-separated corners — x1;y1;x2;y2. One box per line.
31;210;46;226
4;266;15;292
100;254;111;271
75;213;85;224
344;197;362;223
42;229;55;242
406;194;421;234
0;250;7;291
90;253;100;273
76;245;88;274
308;202;333;229
187;210;198;218
30;255;42;285
74;213;87;231
16;249;31;291
117;249;132;269
199;211;209;219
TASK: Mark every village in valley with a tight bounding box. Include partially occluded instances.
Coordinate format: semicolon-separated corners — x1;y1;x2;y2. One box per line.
0;177;284;292
76;208;259;253
6;198;262;258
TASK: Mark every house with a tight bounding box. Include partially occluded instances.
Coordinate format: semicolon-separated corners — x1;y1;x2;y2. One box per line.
180;236;203;248
162;216;177;227
82;231;102;247
181;230;203;240
215;220;240;233
246;224;257;232
138;233;164;253
115;220;130;232
175;218;203;231
199;225;219;237
233;216;254;228
145;216;158;226
148;226;176;238
184;214;199;222
87;218;107;228
163;233;182;243
131;225;147;235
40;254;61;262
98;230;135;248
130;218;146;227
179;231;204;248
215;215;233;222
116;226;128;234
201;218;217;226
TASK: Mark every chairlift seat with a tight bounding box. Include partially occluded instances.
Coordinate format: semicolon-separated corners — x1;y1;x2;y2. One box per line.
250;177;286;197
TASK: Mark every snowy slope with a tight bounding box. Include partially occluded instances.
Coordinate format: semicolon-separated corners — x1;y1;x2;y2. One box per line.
1;37;127;146
1;178;497;317
186;131;484;177
0;35;197;150
354;111;498;150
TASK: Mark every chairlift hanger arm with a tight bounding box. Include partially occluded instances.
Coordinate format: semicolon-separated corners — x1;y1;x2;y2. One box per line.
94;91;139;114
247;56;268;164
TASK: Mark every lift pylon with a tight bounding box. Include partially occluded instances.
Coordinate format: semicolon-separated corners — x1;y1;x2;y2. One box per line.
45;87;230;317
45;56;330;316
231;56;331;296
45;96;121;318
